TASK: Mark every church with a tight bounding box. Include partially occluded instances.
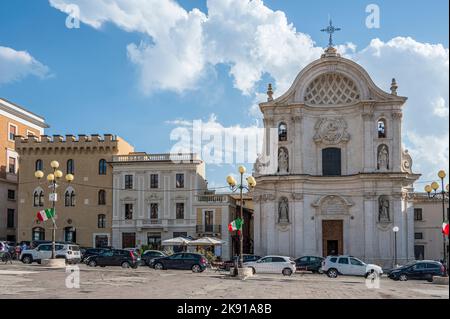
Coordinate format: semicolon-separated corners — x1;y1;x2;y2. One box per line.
252;33;420;268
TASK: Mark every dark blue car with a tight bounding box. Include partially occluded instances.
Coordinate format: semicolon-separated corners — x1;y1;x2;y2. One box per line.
388;260;445;282
151;252;208;273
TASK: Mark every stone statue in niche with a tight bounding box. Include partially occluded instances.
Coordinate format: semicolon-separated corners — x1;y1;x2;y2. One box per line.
377;144;389;170
278;197;289;223
378;196;390;222
278;147;289;173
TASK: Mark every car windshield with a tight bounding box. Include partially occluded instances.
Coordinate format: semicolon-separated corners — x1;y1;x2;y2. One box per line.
69;246;80;251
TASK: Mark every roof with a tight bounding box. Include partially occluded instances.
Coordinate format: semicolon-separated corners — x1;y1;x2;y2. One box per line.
0;97;49;128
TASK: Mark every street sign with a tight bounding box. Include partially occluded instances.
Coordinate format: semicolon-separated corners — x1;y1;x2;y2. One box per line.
49;193;58;202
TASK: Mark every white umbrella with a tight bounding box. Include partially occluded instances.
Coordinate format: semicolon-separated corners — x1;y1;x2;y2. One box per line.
188;237;225;246
161;237;191;246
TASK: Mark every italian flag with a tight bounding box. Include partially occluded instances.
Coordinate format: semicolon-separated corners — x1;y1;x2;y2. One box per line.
37;208;55;222
228;218;243;235
442;222;449;236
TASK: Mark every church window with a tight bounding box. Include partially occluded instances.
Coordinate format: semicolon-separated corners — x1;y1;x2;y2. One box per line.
278;123;287;141
377;119;386;138
322;148;341;176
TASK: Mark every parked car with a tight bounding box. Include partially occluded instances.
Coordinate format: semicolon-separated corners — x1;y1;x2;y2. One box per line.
20;243;81;264
223;254;262;271
141;250;167;266
244;255;296;276
87;249;140;269
388;260;445;282
321;255;383;278
295;256;324;273
151;252;207;273
81;247;112;263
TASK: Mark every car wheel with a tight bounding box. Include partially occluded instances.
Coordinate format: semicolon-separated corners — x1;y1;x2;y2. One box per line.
88;260;97;267
154;263;164;270
318;267;323;274
327;268;338;278
22;255;32;264
121;262;130;269
399;274;408;281
282;268;293;276
192;264;202;273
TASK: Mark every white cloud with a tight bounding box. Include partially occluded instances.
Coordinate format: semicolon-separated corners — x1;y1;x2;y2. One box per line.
0;46;49;85
432;97;449;118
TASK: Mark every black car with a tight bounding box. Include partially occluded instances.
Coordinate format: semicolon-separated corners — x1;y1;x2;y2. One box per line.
223;254;262;271
388;260;445;282
151;253;207;272
81;247;112;263
295;256;324;273
141;250;167;266
87;249;140;268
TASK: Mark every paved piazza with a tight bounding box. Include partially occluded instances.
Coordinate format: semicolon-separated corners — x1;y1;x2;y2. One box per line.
0;261;448;299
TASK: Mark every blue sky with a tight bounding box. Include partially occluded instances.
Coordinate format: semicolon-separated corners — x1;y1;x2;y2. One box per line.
0;0;448;189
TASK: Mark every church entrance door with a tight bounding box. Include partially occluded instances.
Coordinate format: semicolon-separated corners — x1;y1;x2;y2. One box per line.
322;220;343;257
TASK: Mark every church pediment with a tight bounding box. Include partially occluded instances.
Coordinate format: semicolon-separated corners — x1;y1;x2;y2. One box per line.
260;53;407;108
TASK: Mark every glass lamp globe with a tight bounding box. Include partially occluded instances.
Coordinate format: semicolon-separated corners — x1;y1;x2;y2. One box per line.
238;166;246;174
50;160;60;169
54;170;63;178
34;170;44;179
424;185;432;193
438;170;446;179
65;174;74;182
431;181;439;191
393;226;399;232
226;175;236;187
47;173;55;181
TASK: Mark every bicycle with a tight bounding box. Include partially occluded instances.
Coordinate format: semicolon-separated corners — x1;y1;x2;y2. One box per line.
0;252;13;264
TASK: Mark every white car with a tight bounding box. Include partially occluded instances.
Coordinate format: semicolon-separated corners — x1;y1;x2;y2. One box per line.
244;255;296;276
321;255;383;278
20;243;81;264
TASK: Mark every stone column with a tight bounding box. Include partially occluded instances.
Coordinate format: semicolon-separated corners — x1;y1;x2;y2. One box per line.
291;115;302;174
253;195;262;257
362;112;375;172
363;193;376;263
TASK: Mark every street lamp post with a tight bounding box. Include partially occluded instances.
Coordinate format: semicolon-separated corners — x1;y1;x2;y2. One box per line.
393;226;399;268
35;161;74;259
425;170;449;275
226;166;256;271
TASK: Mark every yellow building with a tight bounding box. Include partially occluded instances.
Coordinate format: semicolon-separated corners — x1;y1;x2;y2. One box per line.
0;98;48;242
15;134;133;247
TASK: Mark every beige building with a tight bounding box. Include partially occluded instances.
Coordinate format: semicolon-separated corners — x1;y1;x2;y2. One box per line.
0;98;48;242
111;153;206;249
15;134;134;247
193;191;254;259
413;192;449;261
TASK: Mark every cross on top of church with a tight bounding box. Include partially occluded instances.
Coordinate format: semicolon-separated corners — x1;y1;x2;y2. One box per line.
321;19;341;48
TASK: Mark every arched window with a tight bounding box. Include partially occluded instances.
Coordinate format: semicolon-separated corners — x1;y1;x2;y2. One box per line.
98;214;106;228
99;159;107;175
65;188;75;207
32;227;45;241
278;122;287;142
33;188;44;207
35;159;43;171
67;159;74;174
64;227;76;243
377;119;386;138
98;190;106;205
322;148;341;176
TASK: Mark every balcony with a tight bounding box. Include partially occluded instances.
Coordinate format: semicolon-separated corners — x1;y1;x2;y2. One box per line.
196;225;221;234
113;153;200;163
196;194;229;203
141;219;163;226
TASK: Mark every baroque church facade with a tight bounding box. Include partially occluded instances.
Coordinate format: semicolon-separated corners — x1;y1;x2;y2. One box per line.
252;46;420;267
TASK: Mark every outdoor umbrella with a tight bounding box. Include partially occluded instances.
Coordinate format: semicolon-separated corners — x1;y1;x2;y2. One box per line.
161;237;191;246
188;237;225;246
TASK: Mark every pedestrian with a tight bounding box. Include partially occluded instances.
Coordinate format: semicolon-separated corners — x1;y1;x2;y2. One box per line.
15;245;21;260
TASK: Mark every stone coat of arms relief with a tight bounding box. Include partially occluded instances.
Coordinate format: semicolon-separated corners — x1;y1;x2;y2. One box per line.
313;117;350;145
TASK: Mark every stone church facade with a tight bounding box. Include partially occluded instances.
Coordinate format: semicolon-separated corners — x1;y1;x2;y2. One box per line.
252;47;420;267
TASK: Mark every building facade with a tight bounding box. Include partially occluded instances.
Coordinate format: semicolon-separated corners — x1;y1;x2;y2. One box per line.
252;47;420;267
0;98;48;242
111;153;207;249
413;193;449;261
15;134;134;247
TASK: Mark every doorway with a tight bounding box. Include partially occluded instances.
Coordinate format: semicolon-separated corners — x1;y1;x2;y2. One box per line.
322;220;343;257
122;232;136;248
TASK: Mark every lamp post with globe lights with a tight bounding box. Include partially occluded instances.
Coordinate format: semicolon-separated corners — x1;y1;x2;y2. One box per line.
424;170;449;274
226;166;256;271
35;160;74;259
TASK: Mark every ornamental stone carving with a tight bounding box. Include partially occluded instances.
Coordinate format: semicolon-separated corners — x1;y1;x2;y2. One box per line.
378;196;390;223
304;73;360;105
291;193;304;201
278;147;289;174
278;197;289;223
401;149;413;174
377;144;389;170
313;117;350;145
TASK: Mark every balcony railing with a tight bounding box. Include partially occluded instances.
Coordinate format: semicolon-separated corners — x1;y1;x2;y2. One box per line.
113;153;200;163
196;194;229;203
141;219;162;226
196;225;221;234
